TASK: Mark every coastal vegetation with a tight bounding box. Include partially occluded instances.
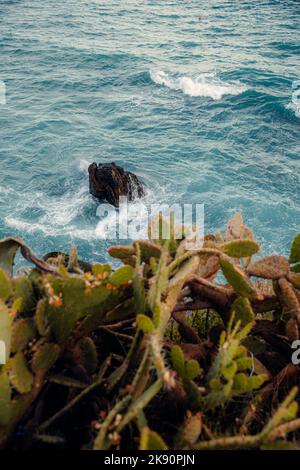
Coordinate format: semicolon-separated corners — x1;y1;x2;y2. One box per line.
1;213;300;450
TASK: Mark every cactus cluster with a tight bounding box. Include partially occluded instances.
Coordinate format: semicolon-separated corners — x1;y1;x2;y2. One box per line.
1;214;300;450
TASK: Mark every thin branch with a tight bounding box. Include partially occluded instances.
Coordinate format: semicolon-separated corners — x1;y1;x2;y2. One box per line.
193;434;259;450
173;298;213;312
269;418;300;440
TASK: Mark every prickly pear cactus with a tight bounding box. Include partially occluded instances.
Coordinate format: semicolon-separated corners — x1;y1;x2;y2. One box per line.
0;214;300;450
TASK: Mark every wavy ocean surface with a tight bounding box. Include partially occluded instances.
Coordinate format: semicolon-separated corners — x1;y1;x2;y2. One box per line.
0;0;300;264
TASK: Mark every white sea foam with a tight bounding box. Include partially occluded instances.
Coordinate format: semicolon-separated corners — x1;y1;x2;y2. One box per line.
4;184;96;240
4;176;175;242
39;186;90;227
79;158;92;172
0;186;12;195
286;101;300;118
5;216;100;240
150;70;247;100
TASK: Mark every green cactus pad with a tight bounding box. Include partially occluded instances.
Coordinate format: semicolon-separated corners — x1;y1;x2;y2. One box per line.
109;265;134;287
136;314;155;334
31;343;60;373
231;297;255;326
12;276;36;314
10;352;34;394
171;345;185;378
220;258;256;298
0;371;11;426
221;239;260;258
185;359;201;381
11;319;36;353
0;269;12;301
140;427;168;450
290;233;300;264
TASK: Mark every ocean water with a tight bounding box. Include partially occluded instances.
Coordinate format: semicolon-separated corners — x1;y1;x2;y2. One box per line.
0;0;299;265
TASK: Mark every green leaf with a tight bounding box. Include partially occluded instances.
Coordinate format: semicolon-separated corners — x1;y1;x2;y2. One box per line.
0;268;12;300
290;233;300;264
236;357;252;371
35;299;48;336
11;319;37;353
209;378;222;391
58;265;69;278
220;258;256;299
140;427;168;450
169;255;200;288
10;352;34;394
109;265;134;287
221;240;260;258
46;276;111;342
13;276;35;314
231;297;255;326
150;257;158;274
284;401;298;421
246;374;267;391
31;343;60;373
171;345;185;378
185;359;201;381
92;263;112;277
46;277;84;343
223;361;238;380
233;373;248;392
0;370;11;426
136;314;155;334
235;321;253;341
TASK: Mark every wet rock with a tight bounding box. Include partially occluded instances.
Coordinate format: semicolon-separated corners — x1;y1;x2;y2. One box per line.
88;162;144;207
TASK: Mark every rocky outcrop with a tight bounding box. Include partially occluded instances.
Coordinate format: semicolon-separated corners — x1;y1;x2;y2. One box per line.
88;162;144;207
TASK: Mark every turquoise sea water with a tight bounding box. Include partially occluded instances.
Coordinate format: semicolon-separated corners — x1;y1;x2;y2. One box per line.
0;0;299;264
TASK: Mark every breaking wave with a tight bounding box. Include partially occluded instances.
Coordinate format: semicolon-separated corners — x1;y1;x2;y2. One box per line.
286;100;300;118
150;70;248;100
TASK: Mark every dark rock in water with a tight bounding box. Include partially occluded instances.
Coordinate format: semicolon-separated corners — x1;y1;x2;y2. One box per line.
88;162;144;207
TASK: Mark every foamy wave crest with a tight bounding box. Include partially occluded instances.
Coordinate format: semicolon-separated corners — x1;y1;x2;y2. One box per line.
4;185;98;240
5;216;99;240
286;101;300;118
79;158;92;172
150;70;247;100
4;176;176;242
4;151;182;247
0;186;13;195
